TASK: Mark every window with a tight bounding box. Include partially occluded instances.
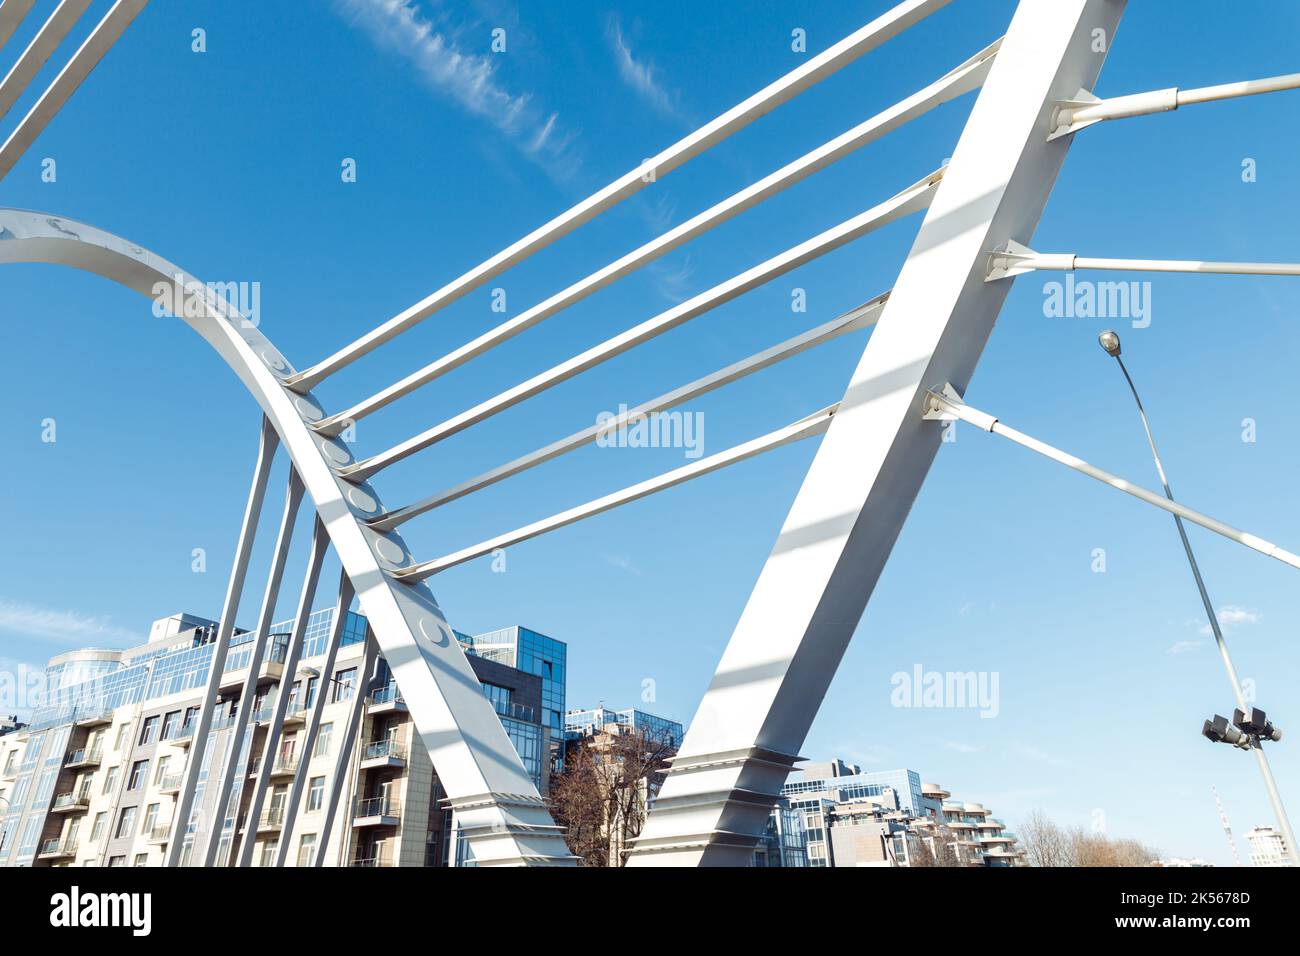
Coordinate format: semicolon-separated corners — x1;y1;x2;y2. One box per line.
258;839;278;868
182;705;199;730
306;777;325;812
115;806;137;839
113;723;131;752
138;716;160;746
141;803;159;835
2;751;14;774
133;853;148;867
154;755;170;784
314;723;332;757
101;765;119;795
331;668;357;703
127;759;149;791
107;855;126;867
161;710;180;740
303;676;319;709
297;833;317;867
90;812;107;843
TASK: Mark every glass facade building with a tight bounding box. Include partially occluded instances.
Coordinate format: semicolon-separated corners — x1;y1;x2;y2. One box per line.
565;706;684;750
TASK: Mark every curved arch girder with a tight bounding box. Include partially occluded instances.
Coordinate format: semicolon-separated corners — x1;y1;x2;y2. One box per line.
0;208;574;866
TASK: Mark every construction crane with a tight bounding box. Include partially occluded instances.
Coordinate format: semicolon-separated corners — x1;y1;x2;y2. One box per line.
1213;786;1243;866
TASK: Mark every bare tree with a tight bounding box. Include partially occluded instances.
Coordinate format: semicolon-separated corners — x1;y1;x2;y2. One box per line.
1019;810;1075;867
549;726;677;867
1019;810;1160;867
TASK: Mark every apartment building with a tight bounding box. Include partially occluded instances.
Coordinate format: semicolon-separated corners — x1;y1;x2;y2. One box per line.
778;760;1024;867
1244;825;1292;867
0;610;563;868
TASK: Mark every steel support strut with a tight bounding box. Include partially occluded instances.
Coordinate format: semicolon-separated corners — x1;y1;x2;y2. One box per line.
163;416;278;866
629;0;1128;866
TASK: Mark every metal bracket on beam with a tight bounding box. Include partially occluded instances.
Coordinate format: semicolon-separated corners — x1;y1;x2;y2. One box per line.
984;239;1074;281
1047;85;1178;140
922;382;995;432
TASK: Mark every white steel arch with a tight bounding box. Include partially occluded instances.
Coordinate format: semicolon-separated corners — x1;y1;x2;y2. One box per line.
0;210;575;866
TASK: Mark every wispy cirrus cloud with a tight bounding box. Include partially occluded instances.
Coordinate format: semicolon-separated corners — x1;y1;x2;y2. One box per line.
1167;639;1205;655
607;17;679;118
0;596;140;647
334;0;578;177
1190;605;1260;636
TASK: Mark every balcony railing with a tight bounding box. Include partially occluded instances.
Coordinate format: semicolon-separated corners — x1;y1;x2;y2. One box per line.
489;698;537;724
362;739;406;762
147;825;171;843
350;854;395;867
38;837;76;857
157;773;183;791
256;807;286;830
353;796;400;820
51;791;89;810
63;747;103;767
164;723;195;744
368;683;404;706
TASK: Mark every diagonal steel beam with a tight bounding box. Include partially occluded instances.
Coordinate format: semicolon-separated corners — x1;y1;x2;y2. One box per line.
630;0;1129;867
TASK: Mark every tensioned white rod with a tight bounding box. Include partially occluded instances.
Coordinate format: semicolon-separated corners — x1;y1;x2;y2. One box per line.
275;571;355;867
926;387;1300;572
0;0;148;181
1070;256;1300;277
164;415;277;867
369;295;886;529
313;40;999;433
394;404;838;582
0;0;38;53
201;469;306;867
1050;70;1300;138
285;0;955;391
236;515;330;867
0;0;92;122
342;171;940;480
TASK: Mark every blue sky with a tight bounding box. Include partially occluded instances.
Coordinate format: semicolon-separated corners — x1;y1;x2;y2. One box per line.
2;0;1299;864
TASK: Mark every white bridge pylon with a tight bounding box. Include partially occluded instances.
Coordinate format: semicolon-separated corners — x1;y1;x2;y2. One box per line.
6;0;1300;866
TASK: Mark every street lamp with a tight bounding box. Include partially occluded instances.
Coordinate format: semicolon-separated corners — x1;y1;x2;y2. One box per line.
1099;329;1298;865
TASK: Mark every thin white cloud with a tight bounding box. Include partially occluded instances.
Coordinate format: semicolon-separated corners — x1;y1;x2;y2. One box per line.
334;0;578;175
944;740;983;754
1199;605;1259;636
0;596;140;647
607;17;677;117
1167;639;1205;655
603;553;642;576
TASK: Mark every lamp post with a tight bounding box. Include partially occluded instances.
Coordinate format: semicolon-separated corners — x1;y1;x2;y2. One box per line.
1099;329;1298;865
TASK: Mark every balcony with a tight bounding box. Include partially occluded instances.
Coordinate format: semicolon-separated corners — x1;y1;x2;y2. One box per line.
50;791;90;814
282;702;309;727
359;738;407;770
249;807;286;833
73;710;113;729
63;747;103;769
366;683;407;715
37;837;78;860
268;756;299;779
164;724;195;748
220;639;289;692
350;854;396;867
157;774;183;794
146;825;171;844
352;796;400;827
